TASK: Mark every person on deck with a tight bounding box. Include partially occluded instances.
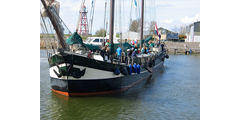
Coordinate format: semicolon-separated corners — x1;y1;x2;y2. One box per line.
116;45;122;63
131;49;137;65
134;39;138;45
146;47;150;54
131;40;135;46
87;50;93;59
141;47;145;54
134;44;138;53
161;42;165;52
100;46;107;61
105;40;111;60
142;46;147;54
127;49;132;65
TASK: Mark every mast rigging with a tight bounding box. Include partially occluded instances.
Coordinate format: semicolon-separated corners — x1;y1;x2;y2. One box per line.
140;0;144;48
41;0;67;49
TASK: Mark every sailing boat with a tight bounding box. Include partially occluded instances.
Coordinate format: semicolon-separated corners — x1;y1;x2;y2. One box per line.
41;0;168;97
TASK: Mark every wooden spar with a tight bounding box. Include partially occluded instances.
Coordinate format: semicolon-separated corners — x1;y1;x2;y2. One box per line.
109;0;115;63
140;0;144;48
41;0;66;49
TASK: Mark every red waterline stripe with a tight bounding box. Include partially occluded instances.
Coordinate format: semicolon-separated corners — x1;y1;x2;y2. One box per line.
51;89;69;96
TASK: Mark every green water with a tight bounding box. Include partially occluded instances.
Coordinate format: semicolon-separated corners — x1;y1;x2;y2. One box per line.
40;50;200;120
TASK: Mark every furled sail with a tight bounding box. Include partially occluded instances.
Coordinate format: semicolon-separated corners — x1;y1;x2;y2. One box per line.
41;0;60;17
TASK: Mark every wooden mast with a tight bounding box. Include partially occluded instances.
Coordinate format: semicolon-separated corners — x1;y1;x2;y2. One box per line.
109;0;115;62
41;0;67;49
140;0;144;48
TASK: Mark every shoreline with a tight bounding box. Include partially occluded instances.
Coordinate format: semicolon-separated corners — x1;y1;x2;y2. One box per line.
40;39;200;54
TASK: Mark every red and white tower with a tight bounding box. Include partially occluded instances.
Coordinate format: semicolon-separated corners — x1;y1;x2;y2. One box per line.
77;5;89;35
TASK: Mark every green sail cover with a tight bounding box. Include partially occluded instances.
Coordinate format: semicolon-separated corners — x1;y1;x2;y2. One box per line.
66;32;83;45
66;32;153;52
84;44;100;50
142;36;153;46
66;32;100;50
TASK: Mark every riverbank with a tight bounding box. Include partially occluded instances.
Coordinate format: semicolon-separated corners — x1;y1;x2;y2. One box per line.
165;41;200;54
40;39;200;54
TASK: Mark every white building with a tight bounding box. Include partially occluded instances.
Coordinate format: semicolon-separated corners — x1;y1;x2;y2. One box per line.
158;27;179;41
122;32;140;42
186;21;200;42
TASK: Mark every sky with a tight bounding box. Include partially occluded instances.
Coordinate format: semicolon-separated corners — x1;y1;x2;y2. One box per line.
55;0;200;34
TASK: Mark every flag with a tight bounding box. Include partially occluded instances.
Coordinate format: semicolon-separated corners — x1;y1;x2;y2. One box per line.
155;24;159;35
134;0;137;8
155;24;161;40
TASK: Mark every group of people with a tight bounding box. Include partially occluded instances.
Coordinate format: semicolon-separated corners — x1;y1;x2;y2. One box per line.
98;39;166;65
116;40;159;65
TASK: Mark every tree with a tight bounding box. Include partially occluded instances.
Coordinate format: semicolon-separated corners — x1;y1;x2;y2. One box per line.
95;28;106;37
148;21;157;34
129;19;140;32
116;33;120;38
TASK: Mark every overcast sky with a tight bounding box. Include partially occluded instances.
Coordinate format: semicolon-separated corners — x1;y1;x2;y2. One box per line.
56;0;200;34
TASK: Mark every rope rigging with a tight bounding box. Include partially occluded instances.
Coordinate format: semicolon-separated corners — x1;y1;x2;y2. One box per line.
89;0;96;35
40;0;73;52
40;12;57;55
103;0;108;39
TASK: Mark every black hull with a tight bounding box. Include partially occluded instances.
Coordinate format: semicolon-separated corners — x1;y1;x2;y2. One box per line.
49;50;166;96
50;61;164;96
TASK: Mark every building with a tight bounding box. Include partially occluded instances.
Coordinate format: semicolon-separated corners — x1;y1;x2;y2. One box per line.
122;32;140;42
185;21;200;42
158;27;179;41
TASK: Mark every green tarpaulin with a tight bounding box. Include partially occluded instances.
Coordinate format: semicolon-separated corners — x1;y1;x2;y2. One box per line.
142;36;152;44
66;32;100;50
66;32;83;45
66;32;153;52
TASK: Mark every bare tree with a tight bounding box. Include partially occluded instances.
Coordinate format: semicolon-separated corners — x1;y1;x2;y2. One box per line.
148;21;157;34
129;19;140;32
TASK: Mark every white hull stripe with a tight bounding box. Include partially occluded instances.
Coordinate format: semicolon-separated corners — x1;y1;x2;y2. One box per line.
49;63;124;80
49;61;163;80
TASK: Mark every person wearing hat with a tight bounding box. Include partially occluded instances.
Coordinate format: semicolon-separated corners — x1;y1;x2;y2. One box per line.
126;49;131;65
